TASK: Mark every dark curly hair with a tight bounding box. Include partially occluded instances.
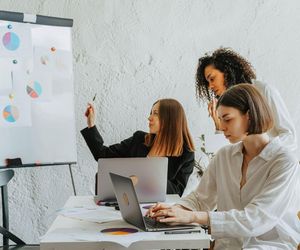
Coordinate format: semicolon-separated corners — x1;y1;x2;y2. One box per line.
195;48;256;102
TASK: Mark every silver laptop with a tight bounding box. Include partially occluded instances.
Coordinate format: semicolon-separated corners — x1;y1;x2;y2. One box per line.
109;172;196;232
96;157;168;203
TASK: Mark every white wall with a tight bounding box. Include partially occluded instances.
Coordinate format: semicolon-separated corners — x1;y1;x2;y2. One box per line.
0;0;299;243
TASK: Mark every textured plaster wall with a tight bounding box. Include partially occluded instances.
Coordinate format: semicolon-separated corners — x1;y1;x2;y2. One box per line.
0;0;299;244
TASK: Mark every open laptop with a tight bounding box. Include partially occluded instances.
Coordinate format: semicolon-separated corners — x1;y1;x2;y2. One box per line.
96;157;168;203
109;172;196;232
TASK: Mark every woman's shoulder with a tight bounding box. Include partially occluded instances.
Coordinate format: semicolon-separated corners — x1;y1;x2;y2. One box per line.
133;130;147;136
180;145;195;160
132;130;147;141
265;142;299;181
268;138;298;165
252;80;280;97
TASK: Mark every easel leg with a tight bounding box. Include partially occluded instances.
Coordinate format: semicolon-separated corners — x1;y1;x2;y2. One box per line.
68;164;76;195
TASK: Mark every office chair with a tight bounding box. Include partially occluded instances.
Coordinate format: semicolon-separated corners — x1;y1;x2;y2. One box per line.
0;169;39;249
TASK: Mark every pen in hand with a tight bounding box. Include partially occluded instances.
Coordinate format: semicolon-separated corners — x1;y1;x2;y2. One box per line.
85;94;97;117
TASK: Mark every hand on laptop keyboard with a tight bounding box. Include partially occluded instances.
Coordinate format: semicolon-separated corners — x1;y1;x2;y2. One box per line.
146;203;204;226
146;203;171;218
143;216;170;229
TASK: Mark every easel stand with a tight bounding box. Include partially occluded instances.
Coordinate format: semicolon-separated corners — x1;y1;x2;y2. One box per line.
68;163;77;195
0;161;77;195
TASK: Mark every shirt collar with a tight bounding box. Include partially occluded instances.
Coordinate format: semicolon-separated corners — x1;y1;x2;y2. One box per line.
231;137;282;161
231;141;244;156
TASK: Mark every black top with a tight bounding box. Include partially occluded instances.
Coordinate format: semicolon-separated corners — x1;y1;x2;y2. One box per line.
81;126;195;196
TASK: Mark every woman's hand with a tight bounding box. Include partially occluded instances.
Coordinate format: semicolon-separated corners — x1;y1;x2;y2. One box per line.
84;103;95;128
146;203;171;217
208;98;220;130
147;204;196;225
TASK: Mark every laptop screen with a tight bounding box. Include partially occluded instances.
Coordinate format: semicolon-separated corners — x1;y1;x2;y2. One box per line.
97;157;168;203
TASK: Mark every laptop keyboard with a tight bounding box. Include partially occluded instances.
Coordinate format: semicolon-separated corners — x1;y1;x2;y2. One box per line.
143;216;172;229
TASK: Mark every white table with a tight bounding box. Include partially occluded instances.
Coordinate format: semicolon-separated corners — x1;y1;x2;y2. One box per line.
40;196;211;250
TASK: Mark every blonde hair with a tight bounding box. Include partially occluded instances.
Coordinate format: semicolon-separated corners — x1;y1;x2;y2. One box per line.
217;83;274;134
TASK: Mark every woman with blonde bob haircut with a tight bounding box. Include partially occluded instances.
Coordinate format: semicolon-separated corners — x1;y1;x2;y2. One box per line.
148;84;300;249
81;98;195;196
216;83;274;135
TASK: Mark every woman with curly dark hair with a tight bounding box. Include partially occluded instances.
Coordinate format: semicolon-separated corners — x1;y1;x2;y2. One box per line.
195;48;297;152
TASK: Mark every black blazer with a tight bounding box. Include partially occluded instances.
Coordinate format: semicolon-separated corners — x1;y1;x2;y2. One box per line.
81;126;195;196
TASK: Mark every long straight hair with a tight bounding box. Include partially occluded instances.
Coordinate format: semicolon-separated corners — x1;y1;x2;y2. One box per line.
145;99;195;157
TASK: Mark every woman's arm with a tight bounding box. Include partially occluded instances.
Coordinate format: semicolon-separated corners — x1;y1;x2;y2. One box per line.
255;81;297;152
81;103;138;160
166;151;194;196
176;154;218;212
148;151;220;226
80;126;136;160
149;155;217;225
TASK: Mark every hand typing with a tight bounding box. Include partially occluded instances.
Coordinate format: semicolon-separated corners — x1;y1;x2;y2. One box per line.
146;203;196;225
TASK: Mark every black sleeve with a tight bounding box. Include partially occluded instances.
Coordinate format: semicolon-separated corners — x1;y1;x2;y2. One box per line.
167;151;195;197
80;126;135;161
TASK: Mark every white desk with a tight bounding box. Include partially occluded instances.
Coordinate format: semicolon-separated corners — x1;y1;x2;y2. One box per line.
40;196;211;250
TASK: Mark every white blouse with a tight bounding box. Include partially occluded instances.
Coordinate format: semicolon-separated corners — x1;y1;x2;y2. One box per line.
178;137;300;250
253;81;297;152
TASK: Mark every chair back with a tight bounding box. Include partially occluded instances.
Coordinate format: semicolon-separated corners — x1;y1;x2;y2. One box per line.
0;170;14;228
0;169;14;187
0;169;14;246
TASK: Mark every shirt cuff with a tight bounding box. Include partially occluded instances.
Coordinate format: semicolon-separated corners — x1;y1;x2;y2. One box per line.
209;211;226;238
175;200;197;211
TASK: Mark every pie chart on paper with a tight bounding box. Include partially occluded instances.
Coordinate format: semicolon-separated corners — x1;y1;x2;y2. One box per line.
101;228;138;235
2;32;20;51
27;81;42;98
3;105;19;123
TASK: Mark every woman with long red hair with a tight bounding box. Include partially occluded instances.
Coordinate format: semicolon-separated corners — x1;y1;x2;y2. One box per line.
81;98;195;196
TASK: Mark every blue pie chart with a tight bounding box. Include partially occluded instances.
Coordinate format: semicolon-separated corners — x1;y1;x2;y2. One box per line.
2;32;20;51
3;105;19;123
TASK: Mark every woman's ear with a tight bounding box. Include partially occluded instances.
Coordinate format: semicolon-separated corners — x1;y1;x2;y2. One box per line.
246;110;251;132
246;110;250;120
